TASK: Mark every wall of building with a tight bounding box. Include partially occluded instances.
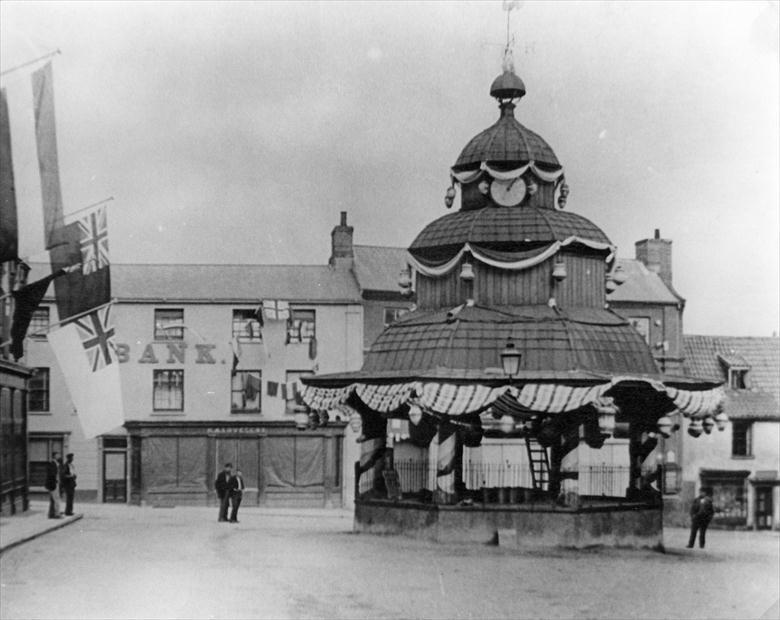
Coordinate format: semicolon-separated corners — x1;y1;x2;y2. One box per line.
22;299;364;506
609;301;684;375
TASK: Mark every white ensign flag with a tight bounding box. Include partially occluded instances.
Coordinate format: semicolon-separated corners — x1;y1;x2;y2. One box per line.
47;304;124;438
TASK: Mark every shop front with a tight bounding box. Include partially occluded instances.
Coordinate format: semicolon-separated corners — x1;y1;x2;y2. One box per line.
125;420;345;508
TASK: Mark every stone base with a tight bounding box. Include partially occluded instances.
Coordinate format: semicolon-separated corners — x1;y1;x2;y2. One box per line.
355;499;663;550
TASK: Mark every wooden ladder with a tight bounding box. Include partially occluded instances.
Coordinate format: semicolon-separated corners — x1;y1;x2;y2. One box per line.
525;437;550;491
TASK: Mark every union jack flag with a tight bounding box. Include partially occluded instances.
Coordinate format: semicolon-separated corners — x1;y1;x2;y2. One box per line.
79;206;110;275
72;304;117;372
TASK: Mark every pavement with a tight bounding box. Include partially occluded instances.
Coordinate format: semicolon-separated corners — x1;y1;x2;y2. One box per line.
0;502;84;555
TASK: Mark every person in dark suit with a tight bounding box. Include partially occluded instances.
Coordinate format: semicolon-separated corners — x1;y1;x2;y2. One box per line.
229;469;245;523
60;453;77;516
45;451;62;519
687;488;715;548
214;463;232;522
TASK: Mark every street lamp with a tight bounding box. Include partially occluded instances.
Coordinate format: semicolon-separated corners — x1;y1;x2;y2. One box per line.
500;337;522;378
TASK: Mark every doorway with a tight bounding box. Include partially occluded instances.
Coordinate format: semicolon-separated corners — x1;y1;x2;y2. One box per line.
103;437;128;503
755;486;774;530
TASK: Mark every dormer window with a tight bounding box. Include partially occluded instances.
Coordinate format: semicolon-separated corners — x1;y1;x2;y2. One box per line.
717;353;750;390
728;369;748;390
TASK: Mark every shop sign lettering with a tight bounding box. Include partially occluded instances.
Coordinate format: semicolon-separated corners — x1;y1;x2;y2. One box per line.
115;342;218;364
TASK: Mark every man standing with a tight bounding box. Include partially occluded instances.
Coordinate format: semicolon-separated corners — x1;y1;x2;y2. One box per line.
45;451;62;519
687;488;715;548
61;453;77;516
229;469;245;523
214;463;232;522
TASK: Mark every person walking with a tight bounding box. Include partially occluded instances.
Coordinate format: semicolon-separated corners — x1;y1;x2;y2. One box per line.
687;488;715;548
61;453;77;516
229;469;245;523
215;463;233;522
45;451;62;519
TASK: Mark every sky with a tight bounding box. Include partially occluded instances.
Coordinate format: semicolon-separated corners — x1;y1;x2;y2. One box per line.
1;1;778;337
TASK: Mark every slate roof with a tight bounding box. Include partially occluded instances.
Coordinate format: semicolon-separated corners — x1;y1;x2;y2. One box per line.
409;207;611;261
607;258;680;305
362;304;660;378
453;103;561;171
353;245;409;292
684;335;780;420
106;263;361;303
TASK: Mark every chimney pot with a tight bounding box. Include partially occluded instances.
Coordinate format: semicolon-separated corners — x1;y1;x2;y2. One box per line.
654;229;660;239
340;211;347;226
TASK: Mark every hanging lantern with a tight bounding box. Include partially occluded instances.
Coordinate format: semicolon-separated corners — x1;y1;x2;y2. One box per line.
460;261;475;281
597;410;616;435
500;337;522;377
349;412;363;434
294;406;309;431
714;410;729;431
611;265;628;285
552;259;567;281
702;416;715;434
398;268;412;295
499;414;515;434
527;180;538;195
560;183;570;198
656;415;673;438
605;277;617;292
687;418;703;438
408;405;423;426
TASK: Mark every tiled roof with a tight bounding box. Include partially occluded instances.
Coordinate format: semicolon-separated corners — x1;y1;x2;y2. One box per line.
362;304;660;377
353;245;409;292
684;335;780;420
607;258;679;305
105;263;361;303
454;105;560;170
409;207;611;259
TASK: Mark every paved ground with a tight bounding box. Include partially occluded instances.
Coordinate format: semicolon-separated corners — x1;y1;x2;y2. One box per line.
1;502;778;620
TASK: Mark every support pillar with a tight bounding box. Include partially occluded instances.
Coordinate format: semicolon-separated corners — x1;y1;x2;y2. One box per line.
357;414;387;498
436;420;462;505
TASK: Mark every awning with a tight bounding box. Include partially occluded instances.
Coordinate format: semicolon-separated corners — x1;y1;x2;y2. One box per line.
300;378;725;419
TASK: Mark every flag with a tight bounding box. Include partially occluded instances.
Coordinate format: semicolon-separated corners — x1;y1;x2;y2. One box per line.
47;304;124;438
1;60;66;258
10;269;64;360
262;299;289;321
52;207;111;321
32;61;65;248
231;336;242;376
0;88;18;262
266;381;278;397
244;373;261;401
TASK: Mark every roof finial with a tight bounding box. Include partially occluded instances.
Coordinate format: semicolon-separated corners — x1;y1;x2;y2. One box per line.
491;1;526;103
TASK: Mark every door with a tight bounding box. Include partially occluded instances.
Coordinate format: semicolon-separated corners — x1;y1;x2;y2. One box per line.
103;450;127;502
215;438;260;504
755;486;773;530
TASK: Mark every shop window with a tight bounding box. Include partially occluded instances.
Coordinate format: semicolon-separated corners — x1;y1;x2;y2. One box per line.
154;308;184;340
384;307;409;328
287;309;315;344
28;435;64;487
628;317;650;344
28;368;50;412
153;369;184;411
285;370;313;413
732;421;753;457
28;307;50;338
232;309;263;342
700;471;749;526
231;370;262;413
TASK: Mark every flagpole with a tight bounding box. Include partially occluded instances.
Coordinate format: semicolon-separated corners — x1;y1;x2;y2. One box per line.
0;49;61;78
63;196;115;222
26;299;116;338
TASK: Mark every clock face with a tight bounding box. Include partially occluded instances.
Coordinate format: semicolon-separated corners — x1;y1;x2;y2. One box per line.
490;177;527;207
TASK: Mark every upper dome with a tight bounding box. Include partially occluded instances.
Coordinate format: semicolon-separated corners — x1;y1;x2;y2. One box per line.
409;206;612;261
453;101;561;172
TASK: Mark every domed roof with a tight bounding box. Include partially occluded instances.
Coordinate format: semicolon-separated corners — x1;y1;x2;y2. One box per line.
453;102;560;172
409;206;611;260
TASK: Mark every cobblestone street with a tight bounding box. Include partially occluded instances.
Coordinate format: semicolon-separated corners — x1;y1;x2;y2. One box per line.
1;503;778;619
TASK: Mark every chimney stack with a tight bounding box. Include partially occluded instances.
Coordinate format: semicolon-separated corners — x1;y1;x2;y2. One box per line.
635;229;673;288
330;211;354;268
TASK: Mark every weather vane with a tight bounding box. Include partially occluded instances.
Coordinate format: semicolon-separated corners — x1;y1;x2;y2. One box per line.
502;1;522;72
